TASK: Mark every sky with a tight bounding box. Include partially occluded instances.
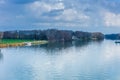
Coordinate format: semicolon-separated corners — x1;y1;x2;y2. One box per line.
0;0;120;33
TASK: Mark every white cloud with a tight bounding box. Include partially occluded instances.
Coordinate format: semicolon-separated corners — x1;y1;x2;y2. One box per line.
54;2;64;10
27;1;65;17
26;1;90;26
102;10;120;27
28;1;51;16
55;9;89;22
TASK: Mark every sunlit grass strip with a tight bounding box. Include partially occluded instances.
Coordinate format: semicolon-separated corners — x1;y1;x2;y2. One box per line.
0;39;48;48
32;41;48;45
0;43;25;48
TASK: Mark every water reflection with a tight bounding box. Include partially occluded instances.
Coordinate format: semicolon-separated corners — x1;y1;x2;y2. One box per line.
17;40;104;56
17;40;104;51
2;40;120;80
0;49;3;61
30;41;93;53
40;41;73;52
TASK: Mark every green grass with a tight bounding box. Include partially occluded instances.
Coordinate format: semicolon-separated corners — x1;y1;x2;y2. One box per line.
0;39;39;44
0;39;48;48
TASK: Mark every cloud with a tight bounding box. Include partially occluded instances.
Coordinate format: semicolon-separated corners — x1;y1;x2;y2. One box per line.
101;0;120;13
26;0;90;27
6;0;35;4
55;9;89;22
1;0;120;33
102;10;120;27
42;9;64;17
27;1;65;17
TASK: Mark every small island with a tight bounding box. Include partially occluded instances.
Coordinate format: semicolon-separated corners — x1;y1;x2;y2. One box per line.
0;29;104;48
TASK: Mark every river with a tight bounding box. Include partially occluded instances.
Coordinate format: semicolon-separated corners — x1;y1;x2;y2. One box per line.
0;40;120;80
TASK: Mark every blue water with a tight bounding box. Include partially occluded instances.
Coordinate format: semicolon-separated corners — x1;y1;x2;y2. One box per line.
0;40;120;80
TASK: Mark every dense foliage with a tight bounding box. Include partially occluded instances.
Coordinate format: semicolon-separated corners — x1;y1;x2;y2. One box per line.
0;29;104;42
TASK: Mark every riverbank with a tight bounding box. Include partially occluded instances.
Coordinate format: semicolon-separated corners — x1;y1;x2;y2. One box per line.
0;39;48;48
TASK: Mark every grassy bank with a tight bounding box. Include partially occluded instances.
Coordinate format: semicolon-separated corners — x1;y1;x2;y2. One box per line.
0;39;48;48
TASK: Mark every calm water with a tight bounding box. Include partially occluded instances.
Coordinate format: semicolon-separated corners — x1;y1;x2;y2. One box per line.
0;40;120;80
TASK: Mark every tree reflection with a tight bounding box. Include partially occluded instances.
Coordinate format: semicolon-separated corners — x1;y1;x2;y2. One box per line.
36;41;91;53
28;40;104;54
40;41;73;53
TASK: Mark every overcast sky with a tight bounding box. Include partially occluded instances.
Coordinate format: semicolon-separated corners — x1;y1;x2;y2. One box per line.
0;0;120;33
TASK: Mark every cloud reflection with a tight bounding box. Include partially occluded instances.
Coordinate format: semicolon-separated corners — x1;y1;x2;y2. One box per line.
1;40;120;80
0;49;3;61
